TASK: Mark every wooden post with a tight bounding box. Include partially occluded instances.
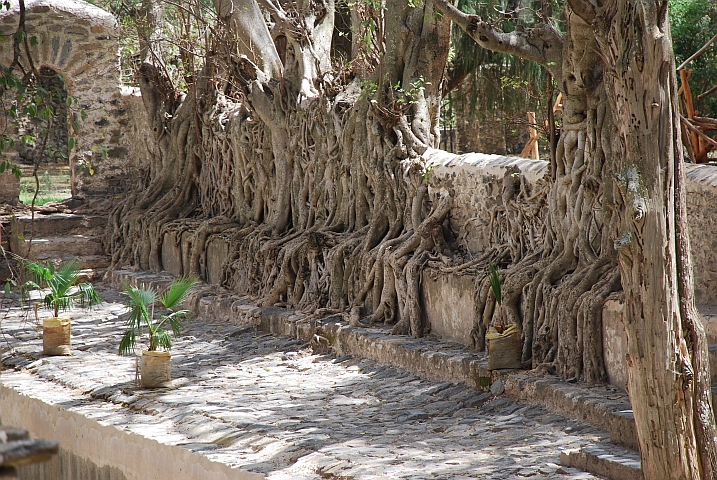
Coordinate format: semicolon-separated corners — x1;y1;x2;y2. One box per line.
519;112;540;160
679;69;700;156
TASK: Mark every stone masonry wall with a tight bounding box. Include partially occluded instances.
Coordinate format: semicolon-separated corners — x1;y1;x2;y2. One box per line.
0;0;146;206
0;172;20;204
422;148;548;256
685;164;717;305
422;149;717;307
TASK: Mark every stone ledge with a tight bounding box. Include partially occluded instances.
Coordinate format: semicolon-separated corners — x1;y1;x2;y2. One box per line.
0;385;263;480
560;442;642;480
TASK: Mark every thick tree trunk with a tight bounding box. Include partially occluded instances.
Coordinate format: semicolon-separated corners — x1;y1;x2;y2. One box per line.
592;0;717;476
109;0;453;341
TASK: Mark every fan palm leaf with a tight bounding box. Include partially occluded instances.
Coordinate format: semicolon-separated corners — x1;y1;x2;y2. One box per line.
25;260;100;318
488;262;502;306
160;276;196;310
118;277;197;355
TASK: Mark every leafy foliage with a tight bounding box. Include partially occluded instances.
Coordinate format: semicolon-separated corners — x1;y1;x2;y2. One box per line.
87;0;214;92
24;259;101;318
670;0;717;117
118;276;197;355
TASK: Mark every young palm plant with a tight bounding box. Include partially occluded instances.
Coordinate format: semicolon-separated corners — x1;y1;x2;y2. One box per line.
486;262;520;369
487;262;505;329
24;259;101;356
25;259;101;318
118;277;197;355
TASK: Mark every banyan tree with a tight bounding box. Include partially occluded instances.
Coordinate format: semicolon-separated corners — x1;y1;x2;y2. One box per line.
104;0;717;476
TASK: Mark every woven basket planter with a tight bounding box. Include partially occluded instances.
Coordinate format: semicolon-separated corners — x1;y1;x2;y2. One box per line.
141;350;172;388
486;324;521;370
42;317;71;356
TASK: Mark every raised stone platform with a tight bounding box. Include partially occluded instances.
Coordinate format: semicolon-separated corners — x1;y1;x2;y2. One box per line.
8;212;110;271
0;274;642;479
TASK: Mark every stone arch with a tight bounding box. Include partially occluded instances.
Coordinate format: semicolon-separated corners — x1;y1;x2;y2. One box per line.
0;0;149;206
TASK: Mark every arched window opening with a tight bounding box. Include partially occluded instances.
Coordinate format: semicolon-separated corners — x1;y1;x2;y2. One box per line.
16;66;71;204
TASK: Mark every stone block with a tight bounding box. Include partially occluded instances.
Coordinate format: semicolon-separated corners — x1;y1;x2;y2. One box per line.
602;297;628;390
206;235;229;286
421;271;474;346
0;171;19;204
161;231;183;276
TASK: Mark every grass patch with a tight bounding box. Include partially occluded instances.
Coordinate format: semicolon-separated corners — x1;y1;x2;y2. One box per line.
19;171;71;206
19;192;70;206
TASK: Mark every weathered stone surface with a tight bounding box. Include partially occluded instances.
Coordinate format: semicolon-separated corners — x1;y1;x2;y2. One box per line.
0;1;149;205
0;172;19;204
206;235;229;286
1;283;614;479
108;270;640;453
602;297;628;389
9;213;107;259
421;272;474;346
161;231;184;276
561;442;642;480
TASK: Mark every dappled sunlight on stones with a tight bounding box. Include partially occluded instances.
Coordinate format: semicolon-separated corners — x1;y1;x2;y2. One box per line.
1;282;607;479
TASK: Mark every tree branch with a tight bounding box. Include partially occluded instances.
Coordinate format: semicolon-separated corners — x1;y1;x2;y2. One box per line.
255;0;294;38
677;32;717;71
212;0;283;79
432;0;563;81
565;0;596;24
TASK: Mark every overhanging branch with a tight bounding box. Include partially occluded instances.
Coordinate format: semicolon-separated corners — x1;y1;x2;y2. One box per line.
432;0;563;81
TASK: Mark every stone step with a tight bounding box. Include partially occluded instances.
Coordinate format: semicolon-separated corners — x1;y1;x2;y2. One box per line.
10;235;105;261
9;213;106;241
561;442;642;480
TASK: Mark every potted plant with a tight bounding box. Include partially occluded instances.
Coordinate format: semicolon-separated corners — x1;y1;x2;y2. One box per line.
485;262;521;370
118;277;197;388
24;259;101;356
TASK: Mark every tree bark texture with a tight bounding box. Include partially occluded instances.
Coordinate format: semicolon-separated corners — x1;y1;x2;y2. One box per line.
593;0;717;476
108;0;453;340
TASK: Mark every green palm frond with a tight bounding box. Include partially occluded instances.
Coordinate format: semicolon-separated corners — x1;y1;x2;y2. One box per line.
45;293;73;315
24;259;101;318
121;283;156;328
163;309;187;337
25;261;52;286
119;277;195;355
53;260;80;291
488;262;502;306
153;329;172;351
118;329;137;356
160;276;197;310
76;282;101;309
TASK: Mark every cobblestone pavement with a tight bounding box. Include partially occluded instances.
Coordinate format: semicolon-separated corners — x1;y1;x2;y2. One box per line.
1;285;606;479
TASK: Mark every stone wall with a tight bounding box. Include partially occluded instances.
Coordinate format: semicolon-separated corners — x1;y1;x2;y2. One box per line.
155;148;717;311
155;147;717;389
0;385;263;480
0;172;20;204
0;0;146;206
422;148;548;256
685;164;717;305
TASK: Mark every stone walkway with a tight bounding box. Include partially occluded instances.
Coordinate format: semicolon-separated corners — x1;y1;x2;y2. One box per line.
1;285;607;479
